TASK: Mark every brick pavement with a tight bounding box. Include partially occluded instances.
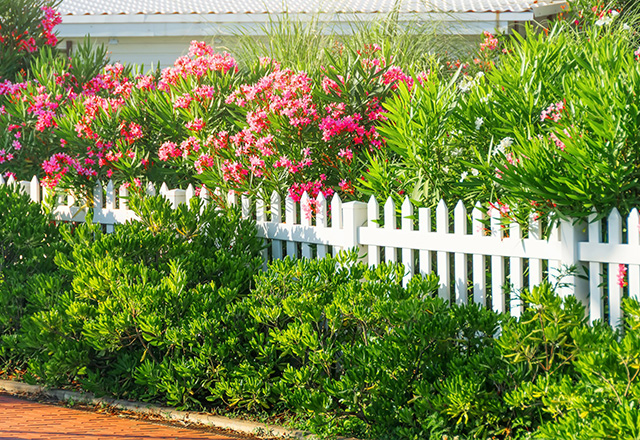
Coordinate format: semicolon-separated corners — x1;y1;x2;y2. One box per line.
0;394;242;440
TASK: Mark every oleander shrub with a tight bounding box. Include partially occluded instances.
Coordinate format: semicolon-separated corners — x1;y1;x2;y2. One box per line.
0;0;61;82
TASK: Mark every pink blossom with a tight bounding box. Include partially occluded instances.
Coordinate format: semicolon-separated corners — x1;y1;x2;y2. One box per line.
186;118;205;131
618;264;628;288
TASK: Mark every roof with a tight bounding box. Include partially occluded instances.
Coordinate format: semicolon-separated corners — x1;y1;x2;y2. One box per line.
58;0;564;16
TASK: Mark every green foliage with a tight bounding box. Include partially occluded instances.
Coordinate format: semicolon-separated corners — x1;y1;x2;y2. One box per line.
18;195;264;400
231;254;507;439
0;184;64;373
0;0;59;81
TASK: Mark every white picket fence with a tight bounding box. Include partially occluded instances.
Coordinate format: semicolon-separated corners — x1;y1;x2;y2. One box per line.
3;175;640;328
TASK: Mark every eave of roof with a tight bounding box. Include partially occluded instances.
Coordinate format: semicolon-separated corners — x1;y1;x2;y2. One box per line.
57;0;567;16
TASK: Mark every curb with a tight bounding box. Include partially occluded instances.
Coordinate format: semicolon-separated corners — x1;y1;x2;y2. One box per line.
0;379;316;439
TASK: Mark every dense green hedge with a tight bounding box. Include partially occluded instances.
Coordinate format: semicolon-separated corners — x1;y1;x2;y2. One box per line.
1;187;640;439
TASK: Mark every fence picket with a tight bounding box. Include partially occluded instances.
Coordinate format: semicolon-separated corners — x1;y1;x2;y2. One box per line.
608;208;623;328
509;219;523;318
472;203;485;306
145;182;156;196
93;181;103;210
490;207;504;313
285;195;298;258
436;200;449;301
300;192;312;259
271;191;283;260
587;212;603;323
256;197;268;269
384;197;396;264
105;180;116;233
401;197;414;286
185;184;195;204
331;193;342;257
241;194;250;220
547;222;561;288
30;176;40;203
454;201;467;304
368;196;380;267
316;192;328;259
417;208;431;280
529;213;543;290
629;209;640;301
119;185;129;209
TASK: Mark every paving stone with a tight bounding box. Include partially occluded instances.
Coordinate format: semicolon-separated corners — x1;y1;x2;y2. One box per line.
0;395;239;440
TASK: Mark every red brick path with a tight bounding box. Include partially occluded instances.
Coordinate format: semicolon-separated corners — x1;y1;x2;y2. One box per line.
0;394;240;440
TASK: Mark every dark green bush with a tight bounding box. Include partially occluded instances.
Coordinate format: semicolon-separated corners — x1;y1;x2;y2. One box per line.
18;195;264;403
228;253;508;439
0;184;64;373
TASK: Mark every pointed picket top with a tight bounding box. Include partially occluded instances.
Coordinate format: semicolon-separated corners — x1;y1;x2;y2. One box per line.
145;181;156;196
608;207;622;244
285;195;297;224
587;208;600;242
271;190;282;222
30;175;40;203
159;182;169;197
93;181;103;209
185;184;195;204
119;184;129;209
105;180;115;209
0;174;5;185
331;192;342;229
6;175;15;187
227;190;237;206
401;196;413;230
213;187;222;199
256;197;265;222
471;202;483;236
316;192;327;227
300;192;311;226
367;195;379;228
629;208;640;246
436;199;448;233
454;200;467;235
241;194;251;219
384;196;396;230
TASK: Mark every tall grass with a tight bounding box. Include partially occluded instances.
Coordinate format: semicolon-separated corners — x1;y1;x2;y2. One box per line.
232;10;473;75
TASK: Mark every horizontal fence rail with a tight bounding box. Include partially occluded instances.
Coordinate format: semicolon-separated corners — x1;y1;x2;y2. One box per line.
3;175;640;328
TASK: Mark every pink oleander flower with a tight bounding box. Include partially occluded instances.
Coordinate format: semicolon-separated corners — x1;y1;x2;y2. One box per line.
186;118;205;131
136;75;155;90
221;160;248;183
158;141;181;161
173;94;192;109
194;154;215;174
617;264;628;288
321;76;342;96
541;100;566;122
480;31;499;51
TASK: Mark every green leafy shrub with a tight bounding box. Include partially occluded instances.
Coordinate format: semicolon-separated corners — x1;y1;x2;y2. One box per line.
0;184;65;374
18;195;264;402
234;253;509;439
